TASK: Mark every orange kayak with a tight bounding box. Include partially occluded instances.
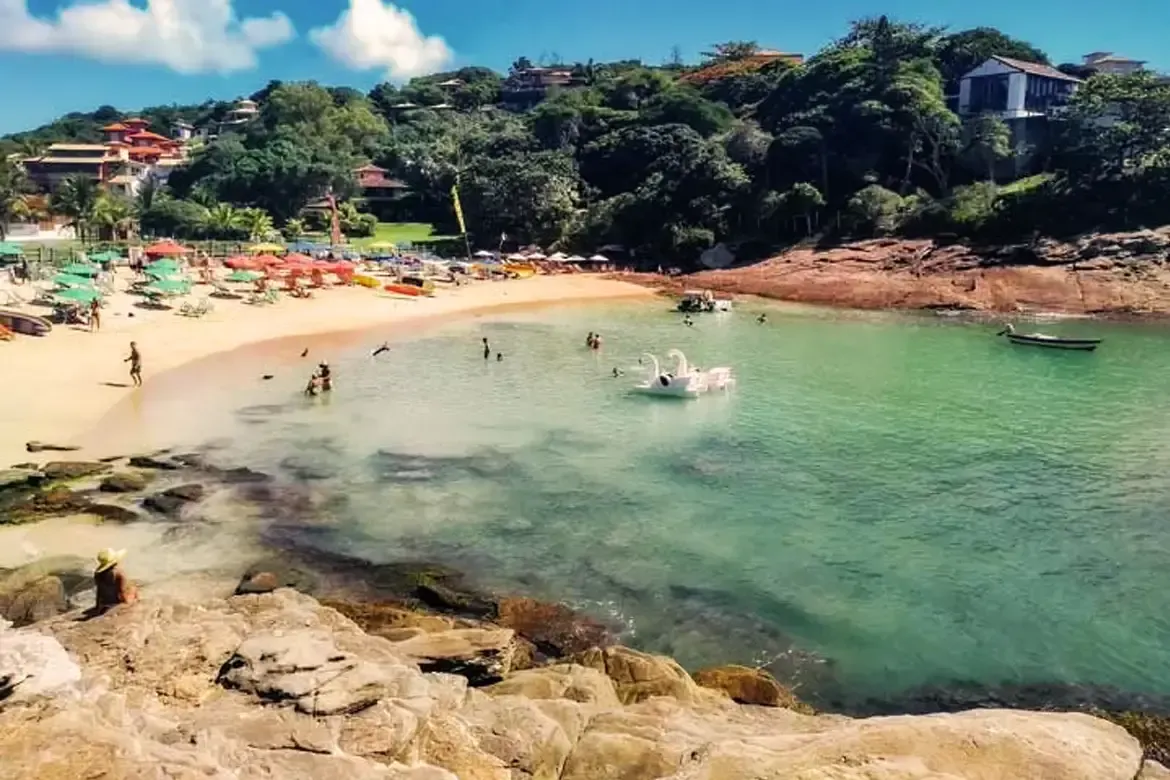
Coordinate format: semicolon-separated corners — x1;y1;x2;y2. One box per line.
384;283;429;297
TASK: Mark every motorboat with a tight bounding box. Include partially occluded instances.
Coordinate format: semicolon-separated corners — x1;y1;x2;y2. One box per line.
677;290;732;313
997;324;1101;352
632;350;735;398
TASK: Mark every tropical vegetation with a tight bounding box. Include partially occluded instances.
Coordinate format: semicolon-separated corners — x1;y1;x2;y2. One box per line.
2;17;1169;262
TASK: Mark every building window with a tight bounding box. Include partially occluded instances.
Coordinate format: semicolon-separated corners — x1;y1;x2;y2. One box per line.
968;75;1009;113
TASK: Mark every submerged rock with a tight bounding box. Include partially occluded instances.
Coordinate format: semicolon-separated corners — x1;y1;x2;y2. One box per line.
235;557;321;596
24;441;79;453
0;470;43;491
85;504;141;524
496;596;611;658
127;455;181;470
414;580;496;619
40;461;111;481
98;472;149;493
143;484;205;516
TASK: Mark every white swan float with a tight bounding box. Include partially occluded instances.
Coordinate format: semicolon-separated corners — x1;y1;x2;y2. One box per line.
632;350;736;398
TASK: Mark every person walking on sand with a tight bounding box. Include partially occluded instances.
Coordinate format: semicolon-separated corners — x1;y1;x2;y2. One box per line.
483;337;491;360
89;298;101;332
124;342;142;386
93;548;137;614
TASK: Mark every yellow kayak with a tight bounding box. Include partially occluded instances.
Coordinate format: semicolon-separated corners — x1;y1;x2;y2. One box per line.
353;274;379;288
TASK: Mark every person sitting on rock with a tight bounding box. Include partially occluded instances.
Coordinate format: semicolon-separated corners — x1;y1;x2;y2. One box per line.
93;548;137;614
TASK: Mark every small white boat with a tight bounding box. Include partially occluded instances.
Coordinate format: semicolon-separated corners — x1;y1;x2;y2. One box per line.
677;290;732;313
632;350;735;398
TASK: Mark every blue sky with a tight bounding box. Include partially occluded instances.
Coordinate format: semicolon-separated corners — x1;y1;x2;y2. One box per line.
1;0;1166;135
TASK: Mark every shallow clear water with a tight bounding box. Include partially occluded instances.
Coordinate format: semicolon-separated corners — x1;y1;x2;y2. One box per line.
149;301;1170;707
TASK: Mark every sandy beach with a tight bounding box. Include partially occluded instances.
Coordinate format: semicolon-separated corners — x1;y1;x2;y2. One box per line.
0;273;651;467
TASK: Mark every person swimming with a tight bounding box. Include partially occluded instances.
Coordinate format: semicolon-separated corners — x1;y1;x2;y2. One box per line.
372;343;390;357
496;352;503;361
757;313;767;324
612;367;623;378
586;332;594;347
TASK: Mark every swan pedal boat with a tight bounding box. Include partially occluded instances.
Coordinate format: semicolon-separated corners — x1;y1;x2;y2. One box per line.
633;350;735;398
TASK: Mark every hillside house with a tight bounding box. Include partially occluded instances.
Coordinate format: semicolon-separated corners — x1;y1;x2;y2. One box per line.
958;56;1084;177
1082;52;1146;77
501;67;582;107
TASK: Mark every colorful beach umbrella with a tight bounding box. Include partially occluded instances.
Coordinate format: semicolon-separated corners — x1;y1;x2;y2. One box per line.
55;287;102;303
144;279;190;296
223;255;261;270
0;242;23;257
225;270;262;282
252;254;284;267
144;240;192;257
247;243;286;254
59;263;99;276
53;273;95;288
145;257;180;270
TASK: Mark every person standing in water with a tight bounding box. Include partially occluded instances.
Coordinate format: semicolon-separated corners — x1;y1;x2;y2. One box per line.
586;332;594;348
591;333;602;350
483;337;491;360
757;313;767;324
124;342;142;386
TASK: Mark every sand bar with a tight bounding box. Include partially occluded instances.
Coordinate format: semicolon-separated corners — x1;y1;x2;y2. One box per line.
0;274;652;467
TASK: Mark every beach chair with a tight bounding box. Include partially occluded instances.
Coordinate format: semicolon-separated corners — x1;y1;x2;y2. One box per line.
264;288;279;304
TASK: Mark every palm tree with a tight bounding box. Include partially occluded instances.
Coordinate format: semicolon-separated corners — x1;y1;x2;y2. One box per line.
135;176;160;215
91;193;135;241
0;156;32;240
50;175;100;242
199;203;242;239
282;217;306;241
237;207;276;242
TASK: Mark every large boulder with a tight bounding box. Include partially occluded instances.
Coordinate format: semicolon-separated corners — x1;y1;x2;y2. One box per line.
390;628;526;686
570;645;702;705
217;630;402;716
0;470;44;492
40;461;111;481
98;472;149;493
692;664;812;711
0;557;92;626
143;484;204;516
323;599;460;641
496;597;611;657
462;694;575;780
0;617;82;706
127;455;181;470
487;664;620;708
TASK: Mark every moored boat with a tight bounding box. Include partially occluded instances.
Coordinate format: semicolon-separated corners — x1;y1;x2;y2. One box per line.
0;307;52;336
998;324;1101;351
677;290;732;313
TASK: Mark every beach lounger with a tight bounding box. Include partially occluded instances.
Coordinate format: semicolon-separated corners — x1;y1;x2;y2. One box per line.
178;298;214;317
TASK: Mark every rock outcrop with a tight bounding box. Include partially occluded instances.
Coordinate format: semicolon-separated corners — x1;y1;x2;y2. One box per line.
692;664;811;711
634;228;1170;315
0;589;1155;780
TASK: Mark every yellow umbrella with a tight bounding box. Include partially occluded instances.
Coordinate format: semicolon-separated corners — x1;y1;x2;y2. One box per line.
368;241;397;250
247;243;286;254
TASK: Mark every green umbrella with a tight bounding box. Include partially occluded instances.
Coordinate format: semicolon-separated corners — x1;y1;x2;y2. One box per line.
90;250;122;263
145;268;180;280
145;258;180;272
59;263;99;276
55;287;102;303
53;273;95;288
0;242;22;257
225;270;262;282
144;279;190;296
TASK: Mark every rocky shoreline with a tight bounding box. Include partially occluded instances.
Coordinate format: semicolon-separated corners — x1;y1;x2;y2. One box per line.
3;453;1170;777
630;228;1170;316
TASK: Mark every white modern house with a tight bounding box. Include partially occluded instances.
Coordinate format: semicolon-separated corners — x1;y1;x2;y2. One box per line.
1082;52;1146;77
958;56;1083;120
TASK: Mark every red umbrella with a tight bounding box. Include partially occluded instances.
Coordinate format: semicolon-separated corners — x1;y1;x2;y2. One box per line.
224;255;262;270
144;240;192;257
283;253;315;265
254;254;284;267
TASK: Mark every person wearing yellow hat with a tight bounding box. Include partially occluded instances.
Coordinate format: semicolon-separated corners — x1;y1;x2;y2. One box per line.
93;548;137;613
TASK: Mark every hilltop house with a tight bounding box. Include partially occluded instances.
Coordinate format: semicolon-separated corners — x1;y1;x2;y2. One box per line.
1082;52;1146;77
218;99;259;134
20;116;191;196
302;164;411;222
501;67;582;107
958;56;1083;119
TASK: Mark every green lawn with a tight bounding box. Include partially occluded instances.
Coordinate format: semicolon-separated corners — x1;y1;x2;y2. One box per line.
351;222;461;247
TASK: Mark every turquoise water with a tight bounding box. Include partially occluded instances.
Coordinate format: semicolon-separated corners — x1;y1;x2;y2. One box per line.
169;302;1170;708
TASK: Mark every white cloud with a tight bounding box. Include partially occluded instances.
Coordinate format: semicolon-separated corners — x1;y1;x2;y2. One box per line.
309;0;452;81
0;0;295;73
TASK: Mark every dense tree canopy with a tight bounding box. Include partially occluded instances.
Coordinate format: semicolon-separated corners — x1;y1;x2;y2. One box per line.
4;19;1168;259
